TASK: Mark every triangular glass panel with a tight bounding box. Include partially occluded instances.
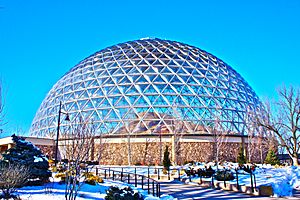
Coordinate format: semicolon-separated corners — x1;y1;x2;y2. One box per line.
70;102;80;112
144;66;158;74
144;84;157;94
137;59;149;66
153;75;166;83
128;66;140;75
161;84;174;94
135;75;148;84
119;76;132;84
153;95;167;106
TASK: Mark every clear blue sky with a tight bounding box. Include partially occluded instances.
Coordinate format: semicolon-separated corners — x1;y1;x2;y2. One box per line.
0;0;299;135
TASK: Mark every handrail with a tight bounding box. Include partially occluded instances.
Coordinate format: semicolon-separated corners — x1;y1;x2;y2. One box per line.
185;167;257;193
95;166;161;197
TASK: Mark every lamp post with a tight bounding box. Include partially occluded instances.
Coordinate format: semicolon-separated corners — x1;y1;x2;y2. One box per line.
55;101;70;166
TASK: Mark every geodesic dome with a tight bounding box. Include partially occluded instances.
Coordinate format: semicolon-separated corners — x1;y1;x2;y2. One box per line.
30;38;261;137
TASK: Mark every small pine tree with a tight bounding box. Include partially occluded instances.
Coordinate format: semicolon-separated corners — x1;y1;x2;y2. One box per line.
163;146;171;171
237;145;246;165
264;148;280;165
1;135;51;184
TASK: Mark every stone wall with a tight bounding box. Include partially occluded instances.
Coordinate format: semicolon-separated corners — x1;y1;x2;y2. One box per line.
94;141;266;165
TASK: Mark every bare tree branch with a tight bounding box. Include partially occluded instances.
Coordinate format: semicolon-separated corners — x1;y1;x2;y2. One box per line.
0;163;30;199
0;80;6;133
255;86;300;166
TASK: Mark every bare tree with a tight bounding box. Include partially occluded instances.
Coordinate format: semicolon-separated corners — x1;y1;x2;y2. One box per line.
255;127;269;163
245;110;258;163
169;106;185;165
210;115;228;169
0;81;6;134
172;119;184;165
60;117;97;200
0;163;30;199
246;106;278;163
255;86;300;166
142;136;151;165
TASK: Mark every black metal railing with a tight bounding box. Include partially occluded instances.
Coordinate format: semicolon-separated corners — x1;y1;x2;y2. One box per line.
95;166;182;181
185;167;257;193
95;167;161;197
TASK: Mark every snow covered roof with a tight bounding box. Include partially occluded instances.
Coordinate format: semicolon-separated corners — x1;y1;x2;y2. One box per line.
0;135;53;146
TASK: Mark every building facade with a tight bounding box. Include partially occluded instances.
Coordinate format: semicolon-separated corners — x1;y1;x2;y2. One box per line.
29;38;265;164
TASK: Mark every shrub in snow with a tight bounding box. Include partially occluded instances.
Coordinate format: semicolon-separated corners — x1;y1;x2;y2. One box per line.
264;149;280;166
197;166;215;178
82;172;103;185
105;186;144;200
0;162;30;199
214;170;235;181
1;134;51;185
241;164;256;174
54;172;67;183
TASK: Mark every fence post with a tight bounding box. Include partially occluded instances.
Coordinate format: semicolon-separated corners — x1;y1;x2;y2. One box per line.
198;170;202;184
141;176;144;189
121;168;123;181
254;174;257;188
158;168;160;180
135;168;137;187
148;167;150;178
158;183;161;197
148;178;150;194
236;169;239;190
152;180;155;195
168;168;170;180
96;167;98;176
250;172;254;193
108;168;111;178
178;168;180;180
105;169;107;179
189;172;191;182
211;175;214;188
128;173;130;184
112;171;115;181
156;182;159;197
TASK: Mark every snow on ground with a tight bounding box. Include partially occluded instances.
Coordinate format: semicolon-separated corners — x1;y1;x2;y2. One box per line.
88;164;300;197
16;175;175;200
181;162;300;197
13;163;300;199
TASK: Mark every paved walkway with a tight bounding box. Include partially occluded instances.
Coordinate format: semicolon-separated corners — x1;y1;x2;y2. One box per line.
159;181;277;200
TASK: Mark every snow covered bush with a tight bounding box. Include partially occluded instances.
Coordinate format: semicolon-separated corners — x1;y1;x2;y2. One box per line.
198;166;215;178
214;170;235;181
1;135;51;185
105;186;144;200
0;162;30;199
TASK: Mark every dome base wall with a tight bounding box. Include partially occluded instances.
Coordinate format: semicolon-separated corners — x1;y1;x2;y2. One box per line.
57;134;268;165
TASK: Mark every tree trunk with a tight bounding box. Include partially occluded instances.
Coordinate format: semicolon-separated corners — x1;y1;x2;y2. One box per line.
291;156;299;166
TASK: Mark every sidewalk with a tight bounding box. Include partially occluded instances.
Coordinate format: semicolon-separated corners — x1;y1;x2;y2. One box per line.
159;181;273;200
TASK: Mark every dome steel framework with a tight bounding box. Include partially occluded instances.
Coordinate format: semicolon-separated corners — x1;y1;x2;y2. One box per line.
30;38;261;137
